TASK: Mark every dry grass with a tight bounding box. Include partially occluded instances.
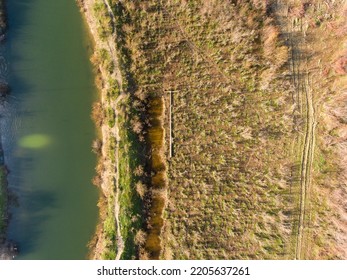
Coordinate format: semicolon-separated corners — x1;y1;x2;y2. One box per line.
156;0;296;259
91;102;103;127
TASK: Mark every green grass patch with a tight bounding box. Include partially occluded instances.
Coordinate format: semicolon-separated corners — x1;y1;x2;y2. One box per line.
118;112;145;259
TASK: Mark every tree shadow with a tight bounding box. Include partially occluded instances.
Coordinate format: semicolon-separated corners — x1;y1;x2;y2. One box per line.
0;0;39;256
7;188;57;259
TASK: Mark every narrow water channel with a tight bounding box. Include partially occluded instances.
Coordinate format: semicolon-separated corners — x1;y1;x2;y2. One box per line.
0;0;98;259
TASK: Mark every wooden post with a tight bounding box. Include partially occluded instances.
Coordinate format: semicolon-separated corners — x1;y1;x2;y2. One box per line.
166;90;178;158
169;90;173;158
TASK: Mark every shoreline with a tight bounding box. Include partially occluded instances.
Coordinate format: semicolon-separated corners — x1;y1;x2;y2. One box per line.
0;0;7;37
0;0;17;260
0;0;11;259
77;0;126;259
0;147;12;260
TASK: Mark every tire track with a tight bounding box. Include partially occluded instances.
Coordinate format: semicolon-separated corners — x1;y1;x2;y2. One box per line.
296;65;315;260
276;0;316;259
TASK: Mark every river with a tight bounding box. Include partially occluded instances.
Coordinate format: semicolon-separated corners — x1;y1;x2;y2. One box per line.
0;0;98;259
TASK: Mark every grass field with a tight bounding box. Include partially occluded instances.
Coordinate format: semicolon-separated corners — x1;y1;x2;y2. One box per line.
158;0;298;259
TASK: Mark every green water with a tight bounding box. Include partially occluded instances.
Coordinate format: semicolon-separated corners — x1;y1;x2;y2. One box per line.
2;0;98;259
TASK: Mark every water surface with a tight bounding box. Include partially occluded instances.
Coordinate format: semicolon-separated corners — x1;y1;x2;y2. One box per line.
0;0;98;259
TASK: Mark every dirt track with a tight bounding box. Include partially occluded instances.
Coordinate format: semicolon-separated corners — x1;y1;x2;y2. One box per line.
276;0;316;260
102;0;126;261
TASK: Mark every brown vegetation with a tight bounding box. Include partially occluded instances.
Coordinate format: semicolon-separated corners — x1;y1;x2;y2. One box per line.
91;102;103;127
156;0;295;259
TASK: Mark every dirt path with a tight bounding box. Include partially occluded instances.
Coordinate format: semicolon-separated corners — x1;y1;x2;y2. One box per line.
102;0;127;260
102;0;119;61
113;94;126;260
276;0;316;259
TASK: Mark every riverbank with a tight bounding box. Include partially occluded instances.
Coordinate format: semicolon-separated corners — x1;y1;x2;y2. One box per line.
0;156;6;231
0;0;7;37
0;0;11;259
78;0;130;259
1;158;18;259
79;0;168;259
0;147;9;253
0;0;16;260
